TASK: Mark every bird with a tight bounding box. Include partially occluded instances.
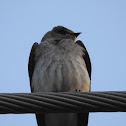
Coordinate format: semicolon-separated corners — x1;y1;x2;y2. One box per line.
28;26;91;126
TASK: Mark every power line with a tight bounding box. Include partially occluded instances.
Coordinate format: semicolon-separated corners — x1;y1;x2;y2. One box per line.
0;91;126;114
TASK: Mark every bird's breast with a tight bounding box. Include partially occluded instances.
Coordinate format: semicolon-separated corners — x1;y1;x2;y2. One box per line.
31;39;90;92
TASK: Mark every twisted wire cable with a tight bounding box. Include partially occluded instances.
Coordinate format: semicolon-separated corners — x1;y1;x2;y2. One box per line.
0;91;126;114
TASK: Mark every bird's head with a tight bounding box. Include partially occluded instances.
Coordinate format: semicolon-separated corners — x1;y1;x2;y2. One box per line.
42;26;81;41
52;26;81;41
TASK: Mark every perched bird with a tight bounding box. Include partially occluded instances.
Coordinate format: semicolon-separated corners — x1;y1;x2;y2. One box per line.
28;26;91;126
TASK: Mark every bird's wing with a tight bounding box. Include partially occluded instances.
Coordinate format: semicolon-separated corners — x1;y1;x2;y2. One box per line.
28;42;46;126
76;40;91;79
76;40;91;126
28;42;39;89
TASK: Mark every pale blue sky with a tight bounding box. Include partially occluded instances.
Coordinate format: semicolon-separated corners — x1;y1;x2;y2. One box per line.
0;0;126;126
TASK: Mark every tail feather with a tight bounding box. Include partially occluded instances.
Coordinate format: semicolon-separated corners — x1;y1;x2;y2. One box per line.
36;114;45;126
77;113;89;126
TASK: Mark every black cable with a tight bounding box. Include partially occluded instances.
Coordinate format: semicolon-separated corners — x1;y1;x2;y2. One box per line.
0;91;126;114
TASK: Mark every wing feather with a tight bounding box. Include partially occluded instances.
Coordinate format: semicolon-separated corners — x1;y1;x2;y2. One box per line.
28;42;46;126
76;40;92;126
28;42;39;89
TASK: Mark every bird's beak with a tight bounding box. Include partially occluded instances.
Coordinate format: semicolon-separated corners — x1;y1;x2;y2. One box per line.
73;32;81;37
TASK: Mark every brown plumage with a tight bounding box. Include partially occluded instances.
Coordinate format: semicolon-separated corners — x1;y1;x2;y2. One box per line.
28;26;91;126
